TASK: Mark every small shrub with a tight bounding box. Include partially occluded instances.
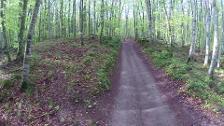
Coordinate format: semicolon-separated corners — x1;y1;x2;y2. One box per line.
144;48;154;53
21;81;35;95
101;36;121;49
138;38;149;46
97;69;110;90
13;74;22;80
32;53;41;62
187;79;209;91
97;53;116;90
215;82;224;94
0;91;10;103
3;79;14;89
150;49;173;67
187;79;210;99
165;59;190;80
31;53;41;68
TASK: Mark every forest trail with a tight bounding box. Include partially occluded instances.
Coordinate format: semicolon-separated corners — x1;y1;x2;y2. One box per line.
110;39;190;126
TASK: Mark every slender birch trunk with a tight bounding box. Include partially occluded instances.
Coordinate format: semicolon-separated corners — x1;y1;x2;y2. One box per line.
72;0;76;38
187;0;197;63
208;0;219;77
204;1;211;66
80;0;84;45
100;0;104;43
93;0;96;36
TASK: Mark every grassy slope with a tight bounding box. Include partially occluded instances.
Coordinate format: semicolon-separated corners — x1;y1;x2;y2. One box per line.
0;37;120;125
139;39;224;113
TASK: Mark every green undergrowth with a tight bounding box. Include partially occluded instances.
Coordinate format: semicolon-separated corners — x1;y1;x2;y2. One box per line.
97;36;121;91
139;38;224;112
31;37;120;95
1;37;121;100
0;74;21;102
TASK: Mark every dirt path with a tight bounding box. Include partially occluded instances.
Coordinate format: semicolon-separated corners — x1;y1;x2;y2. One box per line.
109;39;193;126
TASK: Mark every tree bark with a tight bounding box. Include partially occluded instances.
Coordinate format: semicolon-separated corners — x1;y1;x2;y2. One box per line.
217;0;224;68
181;0;185;47
204;0;211;66
187;0;197;63
208;0;219;77
100;0;104;43
60;0;65;37
1;0;11;62
93;0;96;36
17;0;28;60
68;0;71;37
145;0;153;39
88;0;91;36
80;0;84;45
72;0;76;37
23;0;41;83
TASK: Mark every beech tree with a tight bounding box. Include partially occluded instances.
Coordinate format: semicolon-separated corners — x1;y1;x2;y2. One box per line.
23;0;41;83
80;0;84;45
100;0;105;43
72;0;77;37
145;0;153;39
204;0;211;66
208;0;219;77
17;0;28;60
187;0;197;63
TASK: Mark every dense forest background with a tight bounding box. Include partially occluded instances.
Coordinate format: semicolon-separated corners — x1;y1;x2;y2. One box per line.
1;0;224;77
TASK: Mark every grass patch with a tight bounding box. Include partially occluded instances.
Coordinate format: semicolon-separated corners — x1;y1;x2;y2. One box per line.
139;38;224;111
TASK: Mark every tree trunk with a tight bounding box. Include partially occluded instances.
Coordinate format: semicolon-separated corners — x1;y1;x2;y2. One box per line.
22;0;41;83
1;0;11;62
168;0;174;46
181;0;185;47
145;0;153;39
68;0;71;37
133;1;138;40
93;0;96;36
60;0;65;37
217;0;224;68
47;0;51;38
17;0;28;60
80;0;84;45
125;8;129;37
187;0;197;63
88;0;91;36
208;0;219;77
204;1;211;66
72;0;76;38
100;0;104;43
